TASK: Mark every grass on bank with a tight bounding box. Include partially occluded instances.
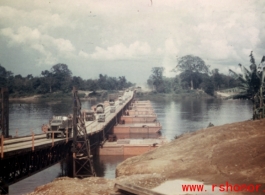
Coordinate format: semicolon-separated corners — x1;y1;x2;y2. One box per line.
9;89;213;102
135;90;213;101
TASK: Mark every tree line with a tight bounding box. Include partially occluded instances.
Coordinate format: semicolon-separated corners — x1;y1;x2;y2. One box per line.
0;63;134;96
147;55;243;96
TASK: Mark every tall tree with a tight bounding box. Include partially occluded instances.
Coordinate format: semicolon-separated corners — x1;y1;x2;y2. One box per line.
72;76;84;90
211;69;223;90
0;65;13;88
175;55;209;90
148;67;165;92
98;74;108;90
41;64;72;93
228;51;265;102
118;76;127;90
41;70;54;93
229;52;261;97
50;64;72;92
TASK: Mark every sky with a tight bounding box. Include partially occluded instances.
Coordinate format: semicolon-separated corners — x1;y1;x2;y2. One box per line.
0;0;265;85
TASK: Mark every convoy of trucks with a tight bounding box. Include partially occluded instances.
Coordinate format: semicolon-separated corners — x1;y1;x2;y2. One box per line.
45;89;131;138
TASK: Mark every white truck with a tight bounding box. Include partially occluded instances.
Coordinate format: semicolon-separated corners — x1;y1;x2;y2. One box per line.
108;94;117;106
110;106;116;113
119;97;123;105
82;110;95;121
96;103;105;122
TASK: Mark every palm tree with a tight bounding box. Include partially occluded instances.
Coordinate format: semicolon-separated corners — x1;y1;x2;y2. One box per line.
229;51;265;119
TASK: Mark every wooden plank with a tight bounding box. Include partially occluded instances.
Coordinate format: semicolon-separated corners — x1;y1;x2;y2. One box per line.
114;183;166;195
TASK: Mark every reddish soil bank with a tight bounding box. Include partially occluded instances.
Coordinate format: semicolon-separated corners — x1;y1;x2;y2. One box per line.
29;119;265;195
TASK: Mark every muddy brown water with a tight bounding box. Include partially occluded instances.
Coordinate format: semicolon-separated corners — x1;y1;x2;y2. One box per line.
8;98;252;194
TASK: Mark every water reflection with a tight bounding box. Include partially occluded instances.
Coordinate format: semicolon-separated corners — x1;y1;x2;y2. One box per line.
93;155;133;178
150;98;252;139
8;98;253;194
180;99;205;121
8;99;99;137
10;163;63;195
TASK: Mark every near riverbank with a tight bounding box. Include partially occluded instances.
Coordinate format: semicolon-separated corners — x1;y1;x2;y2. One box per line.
28;118;265;195
8;92;96;102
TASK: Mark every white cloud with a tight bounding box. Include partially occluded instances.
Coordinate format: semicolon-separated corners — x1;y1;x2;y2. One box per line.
53;38;75;53
78;50;89;58
156;38;179;77
164;38;179;55
2;26;30;45
90;41;151;60
0;0;264;82
1;26;75;65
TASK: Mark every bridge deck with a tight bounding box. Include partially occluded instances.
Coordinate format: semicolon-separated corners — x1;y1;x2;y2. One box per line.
0;91;134;157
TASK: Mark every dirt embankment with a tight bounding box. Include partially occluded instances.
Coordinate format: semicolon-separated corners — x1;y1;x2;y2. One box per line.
28;119;265;195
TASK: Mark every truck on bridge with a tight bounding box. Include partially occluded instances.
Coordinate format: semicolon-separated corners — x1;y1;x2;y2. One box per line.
108;93;118;106
96;103;105;122
119;97;124;105
46;115;72;138
82;110;96;121
110;106;116;113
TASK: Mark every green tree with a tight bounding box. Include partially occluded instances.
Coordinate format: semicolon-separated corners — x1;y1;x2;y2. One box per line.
50;64;72;92
41;64;72;93
98;74;109;90
172;76;181;93
229;51;262;98
200;75;214;96
175;55;209;90
0;65;13;88
72;76;84;90
230;51;265;119
179;71;203;90
148;67;165;92
211;69;223;90
118;76;127;90
107;77;118;90
162;77;175;93
85;79;98;92
41;70;54;93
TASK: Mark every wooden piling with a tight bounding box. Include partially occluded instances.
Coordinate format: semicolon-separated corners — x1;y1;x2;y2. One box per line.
73;152;76;177
52;131;54;147
66;128;68;143
1;134;4;158
32;132;34;151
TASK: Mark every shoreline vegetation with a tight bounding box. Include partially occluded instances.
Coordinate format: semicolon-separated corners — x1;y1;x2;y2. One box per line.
9;89;215;102
2;55;257;103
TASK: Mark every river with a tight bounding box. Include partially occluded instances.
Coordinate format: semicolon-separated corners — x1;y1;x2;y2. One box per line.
8;97;252;194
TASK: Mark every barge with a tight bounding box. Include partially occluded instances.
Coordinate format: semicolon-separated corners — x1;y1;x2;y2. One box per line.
99;138;166;156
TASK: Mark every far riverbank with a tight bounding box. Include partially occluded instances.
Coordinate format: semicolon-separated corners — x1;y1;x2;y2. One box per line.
9;89;214;102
